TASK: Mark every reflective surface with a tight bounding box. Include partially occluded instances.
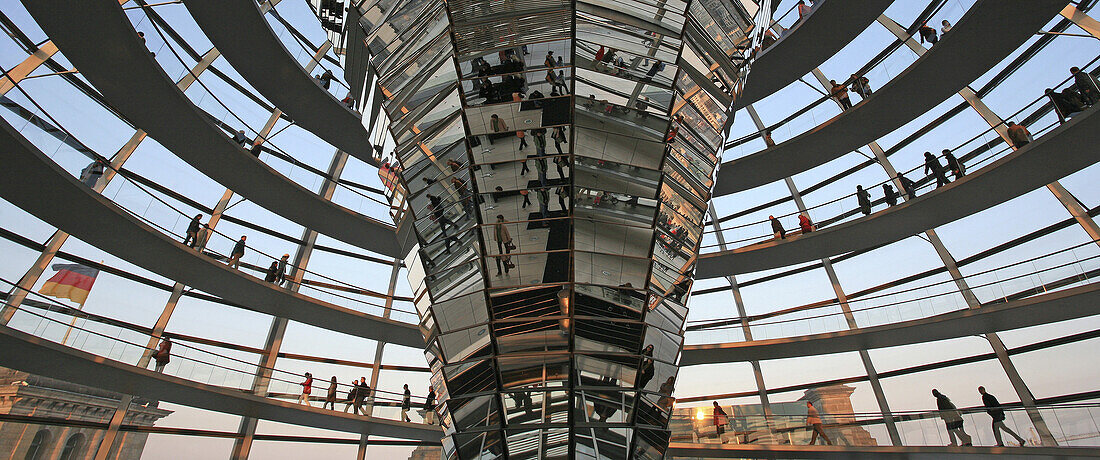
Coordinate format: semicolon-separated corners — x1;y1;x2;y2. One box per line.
362;0;771;457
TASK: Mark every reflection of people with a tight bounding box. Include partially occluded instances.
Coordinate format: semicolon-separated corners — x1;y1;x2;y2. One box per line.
657;377;676;409
79;158;106;188
537;188;550;222
637;345;655;389
552;126;567;155
556;186;569;211
520;189;531;208
494;215;515;276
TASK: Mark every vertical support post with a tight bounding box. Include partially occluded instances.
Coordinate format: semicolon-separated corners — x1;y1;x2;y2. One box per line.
706;204;773;436
745;104;902;445
357;257;402;460
92;395;133;460
231;146;349;459
873;15;1061;445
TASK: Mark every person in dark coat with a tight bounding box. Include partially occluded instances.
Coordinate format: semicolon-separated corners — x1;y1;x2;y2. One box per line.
323;376;338;410
275;254;290;286
264;261;280;283
924;151;950;188
933;389;973;446
769;215;786;239
184;214;203;247
424;387;437;424
1047;88;1086;122
343;379;360;414
1072;66;1100;105
919;22;938;44
943;149;965;178
228;236;246;269
232;129;251;147
979;386;1026;446
898;173;917;199
401;384;412;422
713;401;729;441
856;185;872;216
883;183;898;206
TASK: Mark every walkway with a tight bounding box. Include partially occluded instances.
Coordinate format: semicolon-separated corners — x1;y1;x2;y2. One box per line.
21;0;403;258
732;0;894;111
0;324;441;441
181;0;379;166
680;283;1100;365
713;0;1067;196
667;442;1100;459
0;117;424;348
697;104;1100;278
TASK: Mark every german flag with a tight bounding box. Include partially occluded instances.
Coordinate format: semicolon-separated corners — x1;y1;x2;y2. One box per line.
38;263;99;306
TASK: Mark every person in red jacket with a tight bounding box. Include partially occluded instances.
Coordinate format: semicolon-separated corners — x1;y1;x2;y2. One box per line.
298;372;313;406
152;336;172;373
713;401;729;442
799;214;814;234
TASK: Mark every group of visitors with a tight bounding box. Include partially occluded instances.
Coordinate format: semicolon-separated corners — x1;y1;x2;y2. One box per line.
183;214;213;251
830;75;872;110
705;386;1026;447
1047;66;1099;122
768;213;815;240
932;387;1028;447
299;375;437;424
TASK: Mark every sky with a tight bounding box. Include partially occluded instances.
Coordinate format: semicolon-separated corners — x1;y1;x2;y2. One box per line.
0;0;1099;457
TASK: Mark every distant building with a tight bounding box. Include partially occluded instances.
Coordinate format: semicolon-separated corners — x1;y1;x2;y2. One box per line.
0;367;171;459
407;444;443;460
670;384;877;447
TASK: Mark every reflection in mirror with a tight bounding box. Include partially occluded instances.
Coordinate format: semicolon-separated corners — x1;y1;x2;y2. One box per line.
576;283;646;317
575;220;652;258
574;251;649;287
575;94;670;139
478;186;571;230
573;123;663;169
575;39;677;87
463;69;574;106
466;99;572;136
459;40;572;80
499;354;569;389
